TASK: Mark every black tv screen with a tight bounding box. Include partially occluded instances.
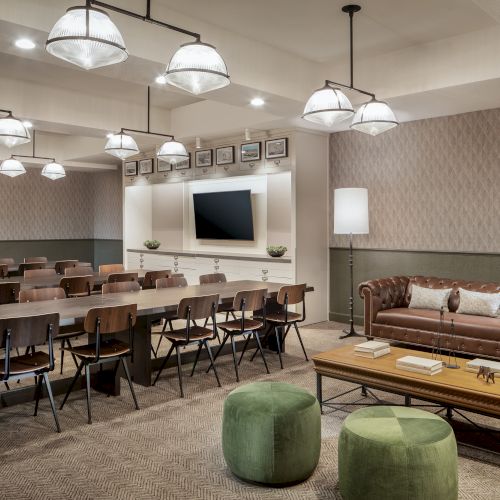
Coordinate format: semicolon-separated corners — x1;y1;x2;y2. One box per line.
193;190;254;240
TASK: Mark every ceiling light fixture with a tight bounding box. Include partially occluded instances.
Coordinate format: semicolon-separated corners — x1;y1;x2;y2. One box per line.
155;75;167;85
46;1;230;95
0;158;26;178
0;109;31;148
15;38;36;50
104;131;139;159
250;97;265;107
41;162;66;180
302;5;398;135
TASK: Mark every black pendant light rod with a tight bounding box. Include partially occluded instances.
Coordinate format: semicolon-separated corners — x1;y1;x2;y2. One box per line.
13;131;56;162
88;0;201;41
0;109;13;116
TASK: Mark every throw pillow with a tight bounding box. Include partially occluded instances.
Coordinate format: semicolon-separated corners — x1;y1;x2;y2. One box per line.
408;285;452;311
456;288;500;318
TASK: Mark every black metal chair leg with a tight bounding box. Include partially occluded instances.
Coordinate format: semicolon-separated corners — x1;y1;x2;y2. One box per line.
155;335;164;357
60;338;65;374
238;334;252;366
230;335;239;382
175;345;184;398
152;343;175;386
4;382;10;390
207;333;228;372
121;357;139;410
43;372;61;433
60;360;84;410
282;324;292;342
294;323;309;361
254;332;270;374
190;342;203;377
65;339;79;369
85;364;92;424
231;311;237;320
225;311;229;321
204;340;221;387
275;326;284;369
33;375;43;416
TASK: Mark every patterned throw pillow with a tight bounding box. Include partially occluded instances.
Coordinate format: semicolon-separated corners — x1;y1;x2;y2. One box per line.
408;285;452;311
456;288;500;318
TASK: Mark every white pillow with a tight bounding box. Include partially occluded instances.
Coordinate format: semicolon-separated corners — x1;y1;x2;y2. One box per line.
408;285;452;312
456;288;500;318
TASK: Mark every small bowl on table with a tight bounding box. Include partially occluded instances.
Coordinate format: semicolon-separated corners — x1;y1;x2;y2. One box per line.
144;240;161;250
266;246;287;258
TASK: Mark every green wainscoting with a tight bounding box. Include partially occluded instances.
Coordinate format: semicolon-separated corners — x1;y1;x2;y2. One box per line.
329;247;500;324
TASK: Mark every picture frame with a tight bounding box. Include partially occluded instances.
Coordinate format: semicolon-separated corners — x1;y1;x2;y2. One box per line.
216;146;235;165
174;154;191;170
124;161;138;176
195;149;213;168
157;158;172;172
139;158;154;175
240;142;261;162
265;138;288;159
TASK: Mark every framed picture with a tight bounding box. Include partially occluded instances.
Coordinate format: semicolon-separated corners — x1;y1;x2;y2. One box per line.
265;138;288;159
124;161;137;176
195;149;213;168
240;142;261;162
174;154;191;170
139;158;154;175
216;146;235;165
157;158;172;172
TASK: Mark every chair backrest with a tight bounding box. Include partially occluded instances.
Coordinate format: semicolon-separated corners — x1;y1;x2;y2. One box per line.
99;263;124;274
177;294;220;321
156;276;188;289
0;312;59;349
102;281;141;294
277;284;306;306
19;287;66;303
24;257;48;263
59;275;95;296
199;273;227;285
0;264;8;279
232;288;268;312
24;268;57;279
0;282;20;305
64;265;93;276
84;304;137;334
18;262;45;275
107;272;139;284
0;258;14;266
143;270;171;288
54;260;79;274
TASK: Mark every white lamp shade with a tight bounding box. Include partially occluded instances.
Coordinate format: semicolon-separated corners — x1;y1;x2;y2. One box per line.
0;158;26;177
157;140;189;162
104;133;139;159
164;41;230;95
46;6;128;70
351;99;398;136
334;188;369;234
41;162;66;180
302;85;354;127
0;114;31;148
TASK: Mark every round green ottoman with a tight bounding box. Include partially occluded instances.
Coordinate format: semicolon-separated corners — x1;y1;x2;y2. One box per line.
222;382;321;485
339;406;458;500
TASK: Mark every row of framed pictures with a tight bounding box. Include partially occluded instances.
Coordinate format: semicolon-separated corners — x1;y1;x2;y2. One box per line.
124;137;288;176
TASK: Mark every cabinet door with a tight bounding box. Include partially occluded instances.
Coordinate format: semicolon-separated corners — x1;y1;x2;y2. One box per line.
127;252;141;269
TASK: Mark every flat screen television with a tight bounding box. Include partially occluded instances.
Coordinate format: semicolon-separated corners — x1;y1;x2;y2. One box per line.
193;190;254;240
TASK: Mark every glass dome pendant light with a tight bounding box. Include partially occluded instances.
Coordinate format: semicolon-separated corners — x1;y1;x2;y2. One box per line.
350;98;398;136
41;162;66;180
0;109;31;148
0;157;26;177
104;131;139;159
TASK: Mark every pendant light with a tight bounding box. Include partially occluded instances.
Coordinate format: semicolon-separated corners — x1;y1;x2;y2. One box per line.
0;110;31;148
105;131;139;159
157;140;189;163
0;157;26;177
302;82;354;126
350;98;398;136
41;162;66;180
46;4;127;70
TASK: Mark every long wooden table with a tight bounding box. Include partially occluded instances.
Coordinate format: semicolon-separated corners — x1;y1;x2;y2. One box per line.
7;261;92;274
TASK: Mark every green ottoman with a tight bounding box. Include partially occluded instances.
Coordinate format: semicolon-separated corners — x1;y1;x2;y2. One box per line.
222;382;321;485
339;406;458;500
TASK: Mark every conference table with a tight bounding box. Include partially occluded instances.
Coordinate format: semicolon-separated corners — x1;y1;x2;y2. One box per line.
7;261;92;275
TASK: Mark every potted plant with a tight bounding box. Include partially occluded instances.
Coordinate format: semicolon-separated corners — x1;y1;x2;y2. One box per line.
144;239;161;250
266;245;287;258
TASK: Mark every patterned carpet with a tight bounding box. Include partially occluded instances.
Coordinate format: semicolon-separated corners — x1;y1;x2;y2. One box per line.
0;322;499;500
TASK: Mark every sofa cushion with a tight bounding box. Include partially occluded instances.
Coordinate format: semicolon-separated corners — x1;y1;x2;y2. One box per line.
456;288;500;318
375;308;500;342
408;285;452;311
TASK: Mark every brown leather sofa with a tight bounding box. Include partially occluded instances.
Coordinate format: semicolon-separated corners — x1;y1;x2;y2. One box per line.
359;276;500;359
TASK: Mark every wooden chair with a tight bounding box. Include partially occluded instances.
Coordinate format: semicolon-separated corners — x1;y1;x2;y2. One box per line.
99;264;124;274
24;268;57;279
18;262;45;275
0;282;20;304
156;276;188;289
107;272;139;284
0;312;61;432
102;281;141;294
0;264;8;279
153;294;221;398
64;265;93;276
209;289;269;382
60;275;95;298
24;257;48;263
142;270;171;289
199;273;236;325
54;260;78;274
59;304;139;424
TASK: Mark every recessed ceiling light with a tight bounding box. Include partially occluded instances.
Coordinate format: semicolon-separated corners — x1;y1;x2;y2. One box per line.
250;97;265;107
22;120;33;128
155;75;167;85
15;38;36;50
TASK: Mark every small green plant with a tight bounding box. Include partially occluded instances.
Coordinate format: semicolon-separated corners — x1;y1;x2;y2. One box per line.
266;245;287;257
144;239;161;249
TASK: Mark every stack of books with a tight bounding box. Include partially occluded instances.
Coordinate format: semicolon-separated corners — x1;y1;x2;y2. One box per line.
465;358;500;373
396;356;443;376
354;340;391;359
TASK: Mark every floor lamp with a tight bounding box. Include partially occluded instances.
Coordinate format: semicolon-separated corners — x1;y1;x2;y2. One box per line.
334;188;369;339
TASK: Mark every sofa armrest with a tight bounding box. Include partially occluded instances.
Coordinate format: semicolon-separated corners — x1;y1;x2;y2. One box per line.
358;277;410;336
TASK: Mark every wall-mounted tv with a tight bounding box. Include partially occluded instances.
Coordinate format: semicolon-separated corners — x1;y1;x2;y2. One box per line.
193;190;254;240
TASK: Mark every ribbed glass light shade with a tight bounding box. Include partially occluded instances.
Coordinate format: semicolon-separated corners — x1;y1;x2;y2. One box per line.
0;114;31;148
164;41;230;95
41;162;66;180
0;158;26;177
157;140;189;163
104;132;139;159
46;6;128;70
302;84;354;127
351;99;398;136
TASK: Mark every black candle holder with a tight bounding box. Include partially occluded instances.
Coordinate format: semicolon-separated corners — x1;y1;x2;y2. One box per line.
446;319;460;369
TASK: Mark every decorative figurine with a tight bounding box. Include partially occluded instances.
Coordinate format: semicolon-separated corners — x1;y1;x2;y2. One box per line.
477;366;496;384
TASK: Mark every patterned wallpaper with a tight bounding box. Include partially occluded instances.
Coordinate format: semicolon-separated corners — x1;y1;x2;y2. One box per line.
0;168;122;240
329;108;500;253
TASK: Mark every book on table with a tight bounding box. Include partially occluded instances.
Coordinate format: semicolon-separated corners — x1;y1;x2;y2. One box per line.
355;347;391;359
354;340;391;359
465;358;500;373
396;355;443;376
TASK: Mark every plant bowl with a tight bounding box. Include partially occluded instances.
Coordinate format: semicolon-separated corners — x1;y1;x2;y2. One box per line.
144;240;161;250
266;245;287;258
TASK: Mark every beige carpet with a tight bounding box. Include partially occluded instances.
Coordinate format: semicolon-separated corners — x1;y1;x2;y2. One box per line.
0;322;499;500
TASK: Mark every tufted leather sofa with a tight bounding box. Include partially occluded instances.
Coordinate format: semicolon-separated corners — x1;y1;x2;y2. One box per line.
359;276;500;359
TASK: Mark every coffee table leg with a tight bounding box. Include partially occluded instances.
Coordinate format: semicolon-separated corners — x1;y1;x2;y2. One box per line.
316;373;323;413
405;395;411;406
361;385;367;397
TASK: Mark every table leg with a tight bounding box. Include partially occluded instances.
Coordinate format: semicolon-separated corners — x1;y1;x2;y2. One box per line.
405;395;411;406
316;372;323;414
128;316;153;387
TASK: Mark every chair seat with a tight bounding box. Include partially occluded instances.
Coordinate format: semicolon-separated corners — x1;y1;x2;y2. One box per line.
257;311;301;323
0;351;50;375
218;318;263;331
55;327;86;340
162;326;213;342
64;339;130;359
